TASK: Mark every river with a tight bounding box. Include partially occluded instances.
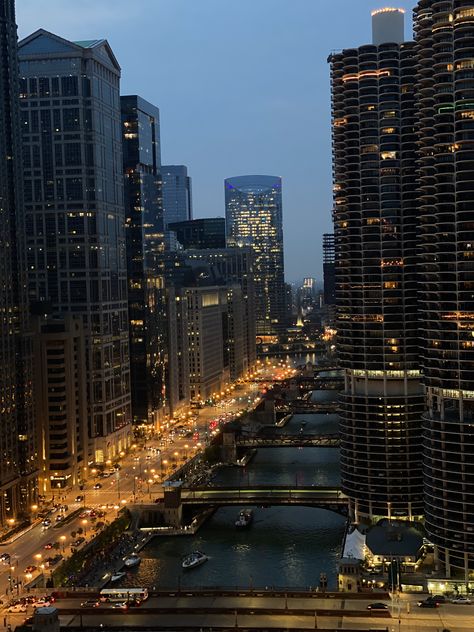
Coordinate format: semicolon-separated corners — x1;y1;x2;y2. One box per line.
118;396;345;591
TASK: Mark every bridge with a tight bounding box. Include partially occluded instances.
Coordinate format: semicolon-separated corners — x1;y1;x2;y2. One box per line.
179;485;348;515
276;400;340;414
236;433;340;448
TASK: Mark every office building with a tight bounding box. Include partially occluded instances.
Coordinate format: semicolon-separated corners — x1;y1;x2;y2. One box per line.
33;315;88;494
121;95;167;430
19;31;132;464
168;217;226;250
323;233;336;306
414;0;474;576
185;247;256;369
162;165;192;249
330;8;424;521
225;175;285;336
0;0;37;523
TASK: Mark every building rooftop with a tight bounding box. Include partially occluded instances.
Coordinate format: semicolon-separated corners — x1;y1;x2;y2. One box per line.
366;520;423;557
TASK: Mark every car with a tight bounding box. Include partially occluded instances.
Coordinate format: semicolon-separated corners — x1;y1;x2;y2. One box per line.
417;599;439;608
80;600;100;608
42;519;51;528
366;602;388;610
430;595;446;604
451;596;472;604
112;601;128;610
8;604;27;613
75;495;84;502
44;543;53;550
55;514;64;522
32;599;50;608
93;483;102;489
99;472;110;478
73;537;85;546
24;565;37;574
0;552;10;562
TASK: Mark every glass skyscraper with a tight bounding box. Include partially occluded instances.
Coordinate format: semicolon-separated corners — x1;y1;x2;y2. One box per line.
161;165;192;249
225;175;285;336
0;0;37;524
19;30;132;465
121;95;167;430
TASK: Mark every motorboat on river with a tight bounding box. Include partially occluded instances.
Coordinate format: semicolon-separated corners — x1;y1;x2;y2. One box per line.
123;554;141;568
235;509;253;529
182;551;208;570
110;571;126;582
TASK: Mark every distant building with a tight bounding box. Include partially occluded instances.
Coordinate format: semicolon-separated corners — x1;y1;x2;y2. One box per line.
322;234;336;306
0;0;37;522
33;315;88;494
121;95;167;430
169;217;226;250
225;175;285;335
19;30;132;463
162;165;192;248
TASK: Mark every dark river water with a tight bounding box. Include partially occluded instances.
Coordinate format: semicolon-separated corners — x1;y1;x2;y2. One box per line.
118;404;346;590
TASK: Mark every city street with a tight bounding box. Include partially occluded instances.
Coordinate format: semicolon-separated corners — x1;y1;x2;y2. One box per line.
0;360;295;607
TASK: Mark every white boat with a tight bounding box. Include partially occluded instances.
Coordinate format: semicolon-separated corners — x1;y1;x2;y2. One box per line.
110;571;126;582
182;550;208;570
235;509;253;529
123;553;141;568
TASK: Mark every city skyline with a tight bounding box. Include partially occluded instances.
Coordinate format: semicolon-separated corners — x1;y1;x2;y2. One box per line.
16;0;417;283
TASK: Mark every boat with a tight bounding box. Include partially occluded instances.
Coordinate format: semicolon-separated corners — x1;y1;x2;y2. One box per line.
182;551;208;570
110;571;126;582
123;554;141;568
235;509;253;529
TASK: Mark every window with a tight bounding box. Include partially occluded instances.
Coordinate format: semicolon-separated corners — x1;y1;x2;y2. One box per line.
61;76;78;97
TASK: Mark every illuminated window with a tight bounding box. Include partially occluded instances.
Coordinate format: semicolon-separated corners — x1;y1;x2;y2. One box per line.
381;151;397;160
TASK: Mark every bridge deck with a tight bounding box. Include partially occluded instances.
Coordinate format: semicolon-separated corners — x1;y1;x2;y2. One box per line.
236;434;340;448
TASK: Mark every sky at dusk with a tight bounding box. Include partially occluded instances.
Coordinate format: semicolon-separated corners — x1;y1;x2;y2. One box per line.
17;0;417;283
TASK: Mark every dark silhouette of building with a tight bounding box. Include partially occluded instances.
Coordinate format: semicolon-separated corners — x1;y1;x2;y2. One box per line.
330;8;424;521
415;0;474;577
122;95;167;429
0;0;37;523
169;217;225;250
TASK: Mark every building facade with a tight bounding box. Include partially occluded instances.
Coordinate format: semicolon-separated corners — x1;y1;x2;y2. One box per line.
33;315;88;494
322;233;336;306
414;0;474;576
19;30;132;464
168;218;226;250
0;0;37;524
225;175;285;336
121;95;167;430
161;165;192;249
330;9;424;521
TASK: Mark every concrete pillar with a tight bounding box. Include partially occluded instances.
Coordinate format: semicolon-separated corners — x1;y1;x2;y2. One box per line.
222;430;237;464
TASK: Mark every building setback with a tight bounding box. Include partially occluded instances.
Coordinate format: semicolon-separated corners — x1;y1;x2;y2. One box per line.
225;175;285;336
0;0;37;524
330;9;424;521
121;95;167;430
414;0;474;576
18;30;132;464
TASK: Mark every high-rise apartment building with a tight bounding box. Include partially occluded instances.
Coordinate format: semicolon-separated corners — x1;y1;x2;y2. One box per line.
121;95;167;430
414;0;474;576
225;175;285;336
330;9;424;521
0;0;37;524
19;31;132;464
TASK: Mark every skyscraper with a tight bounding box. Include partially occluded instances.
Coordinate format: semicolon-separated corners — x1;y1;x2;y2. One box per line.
19;31;132;465
330;8;424;521
414;0;474;576
162;165;192;248
225;175;285;336
168;218;226;250
121;95;167;430
0;0;36;523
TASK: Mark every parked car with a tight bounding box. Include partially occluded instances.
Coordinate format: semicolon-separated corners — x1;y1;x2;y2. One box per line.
451;595;472;604
430;595;446;604
366;602;388;610
0;552;10;562
8;604;26;613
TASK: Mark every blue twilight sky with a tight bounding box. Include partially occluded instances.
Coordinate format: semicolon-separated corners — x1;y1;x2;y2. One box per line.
17;0;416;283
